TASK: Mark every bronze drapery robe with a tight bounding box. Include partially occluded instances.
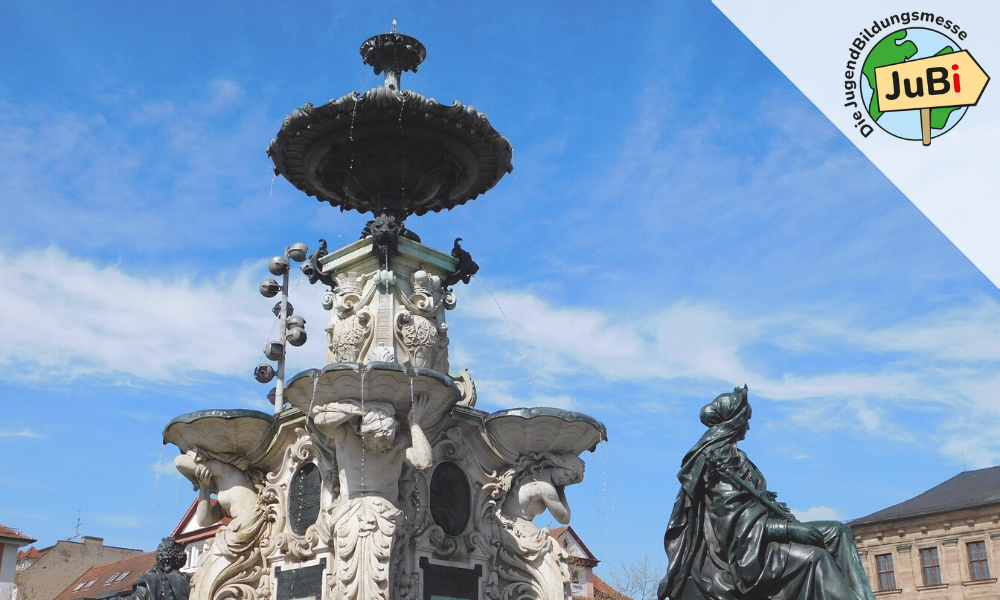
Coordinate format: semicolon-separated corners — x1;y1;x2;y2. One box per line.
658;391;875;600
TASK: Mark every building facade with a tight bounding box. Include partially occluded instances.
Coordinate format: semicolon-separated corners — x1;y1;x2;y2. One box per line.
851;466;1000;600
14;537;143;600
169;498;229;575
0;524;35;600
551;527;601;598
51;553;156;600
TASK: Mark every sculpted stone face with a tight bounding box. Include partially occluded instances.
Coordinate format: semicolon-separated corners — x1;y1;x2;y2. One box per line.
551;465;584;487
359;407;398;453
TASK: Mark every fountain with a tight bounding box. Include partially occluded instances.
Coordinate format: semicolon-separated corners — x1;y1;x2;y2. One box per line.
162;28;606;600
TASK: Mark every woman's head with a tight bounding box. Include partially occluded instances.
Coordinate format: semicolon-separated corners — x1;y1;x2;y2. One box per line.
699;385;750;431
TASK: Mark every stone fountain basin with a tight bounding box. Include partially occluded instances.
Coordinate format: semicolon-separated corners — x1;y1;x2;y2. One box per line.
268;87;513;219
485;407;608;457
163;409;275;456
285;362;461;428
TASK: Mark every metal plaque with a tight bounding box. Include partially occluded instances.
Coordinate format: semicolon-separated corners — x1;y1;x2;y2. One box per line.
288;462;321;535
420;556;482;600
276;558;326;600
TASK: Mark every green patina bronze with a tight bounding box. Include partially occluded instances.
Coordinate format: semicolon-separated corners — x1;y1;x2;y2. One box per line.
658;386;876;600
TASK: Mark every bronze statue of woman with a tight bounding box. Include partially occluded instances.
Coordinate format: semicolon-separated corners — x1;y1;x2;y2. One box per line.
658;386;876;600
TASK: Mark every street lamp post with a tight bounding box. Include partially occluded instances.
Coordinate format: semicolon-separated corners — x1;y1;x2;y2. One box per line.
256;242;309;414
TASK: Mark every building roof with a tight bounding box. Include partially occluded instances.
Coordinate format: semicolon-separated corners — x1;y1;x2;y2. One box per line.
592;574;633;600
550;526;599;563
17;546;44;561
0;523;36;545
851;465;1000;527
53;552;156;600
170;498;229;544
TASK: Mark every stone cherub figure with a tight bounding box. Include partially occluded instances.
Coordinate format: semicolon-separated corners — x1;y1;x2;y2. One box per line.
496;452;586;600
126;537;190;600
174;448;268;600
310;393;434;600
659;386;876;600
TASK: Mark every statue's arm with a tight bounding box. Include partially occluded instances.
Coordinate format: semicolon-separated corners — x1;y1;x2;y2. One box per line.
544;484;572;524
175;451;225;525
404;393;433;471
194;464;226;526
312;401;363;438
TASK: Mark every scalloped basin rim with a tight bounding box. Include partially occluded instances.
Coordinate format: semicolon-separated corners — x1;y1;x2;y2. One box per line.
485;407;608;456
268;87;513;218
162;409;275;455
285;362;458;391
284;362;461;429
485;407;608;440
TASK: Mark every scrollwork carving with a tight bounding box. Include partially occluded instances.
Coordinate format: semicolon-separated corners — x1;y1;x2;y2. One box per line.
393;269;450;371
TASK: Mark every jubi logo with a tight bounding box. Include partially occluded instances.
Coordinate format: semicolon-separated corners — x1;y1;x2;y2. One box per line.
844;13;989;146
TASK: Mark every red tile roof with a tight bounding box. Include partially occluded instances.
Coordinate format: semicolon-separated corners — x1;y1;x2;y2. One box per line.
17;546;44;561
0;523;35;544
592;574;633;600
53;552;156;600
170;498;230;544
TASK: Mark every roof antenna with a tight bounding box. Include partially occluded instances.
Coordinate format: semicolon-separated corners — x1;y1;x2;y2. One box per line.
68;510;82;541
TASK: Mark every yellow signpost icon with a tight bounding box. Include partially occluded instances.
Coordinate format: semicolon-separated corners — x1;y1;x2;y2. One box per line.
875;50;989;146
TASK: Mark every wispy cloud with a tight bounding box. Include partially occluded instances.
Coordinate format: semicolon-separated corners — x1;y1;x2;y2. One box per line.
0;79;279;258
0;245;327;383
791;505;843;522
0;429;42;438
456;289;1000;466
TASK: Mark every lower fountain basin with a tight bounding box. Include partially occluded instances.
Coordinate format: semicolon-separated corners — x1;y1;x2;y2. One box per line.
284;362;461;428
163;409;275;456
485;407;608;456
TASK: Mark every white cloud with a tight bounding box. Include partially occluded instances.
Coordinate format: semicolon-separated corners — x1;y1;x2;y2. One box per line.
456;289;1000;463
0;246;327;383
0;429;41;438
791;505;843;522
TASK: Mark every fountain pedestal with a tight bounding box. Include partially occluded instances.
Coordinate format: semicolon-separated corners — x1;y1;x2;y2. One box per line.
163;29;606;600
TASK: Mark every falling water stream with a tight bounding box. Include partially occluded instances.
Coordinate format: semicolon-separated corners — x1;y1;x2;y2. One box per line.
474;276;535;403
360;370;366;490
148;444;166;545
598;440;619;558
399;93;406;204
349;95;360;173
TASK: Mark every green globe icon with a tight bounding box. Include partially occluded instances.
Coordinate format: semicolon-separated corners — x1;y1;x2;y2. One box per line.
860;28;967;140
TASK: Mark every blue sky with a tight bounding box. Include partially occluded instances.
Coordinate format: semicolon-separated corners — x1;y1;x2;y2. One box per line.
2;0;999;580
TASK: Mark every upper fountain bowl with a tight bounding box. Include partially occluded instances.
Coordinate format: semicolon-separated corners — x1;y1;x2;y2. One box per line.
267;30;513;220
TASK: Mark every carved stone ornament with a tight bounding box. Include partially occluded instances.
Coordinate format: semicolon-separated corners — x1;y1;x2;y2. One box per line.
172;448;272;600
485;407;608;458
284;363;460;429
488;452;586;600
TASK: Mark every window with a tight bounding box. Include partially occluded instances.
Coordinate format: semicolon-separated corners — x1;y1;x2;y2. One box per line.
104;573;120;585
82;578;98;590
920;547;943;585
876;553;896;591
72;583;86;592
968;541;991;581
115;571;130;582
